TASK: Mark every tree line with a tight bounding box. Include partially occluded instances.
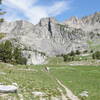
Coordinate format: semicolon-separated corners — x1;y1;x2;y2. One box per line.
62;50;100;62
0;40;27;64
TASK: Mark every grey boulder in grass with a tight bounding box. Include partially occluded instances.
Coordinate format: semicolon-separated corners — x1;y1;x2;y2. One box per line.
0;85;18;93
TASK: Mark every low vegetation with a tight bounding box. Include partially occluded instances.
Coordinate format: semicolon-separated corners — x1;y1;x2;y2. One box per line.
92;51;100;59
62;50;81;62
0;63;60;100
51;65;100;100
0;63;100;100
61;50;100;62
0;44;99;99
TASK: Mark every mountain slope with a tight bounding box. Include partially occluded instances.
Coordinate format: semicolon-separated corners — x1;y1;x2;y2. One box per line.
0;12;100;64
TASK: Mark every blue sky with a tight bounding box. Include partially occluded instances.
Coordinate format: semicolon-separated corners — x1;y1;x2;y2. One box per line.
1;0;100;24
57;0;100;21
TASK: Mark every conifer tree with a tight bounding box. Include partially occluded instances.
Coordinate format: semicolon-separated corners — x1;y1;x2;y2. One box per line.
0;40;12;63
0;0;6;22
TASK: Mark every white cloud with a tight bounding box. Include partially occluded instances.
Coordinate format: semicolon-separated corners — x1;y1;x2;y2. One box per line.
3;0;70;24
47;1;70;16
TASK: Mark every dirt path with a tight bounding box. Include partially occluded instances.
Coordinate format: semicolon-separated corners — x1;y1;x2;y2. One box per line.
56;79;80;100
57;88;68;100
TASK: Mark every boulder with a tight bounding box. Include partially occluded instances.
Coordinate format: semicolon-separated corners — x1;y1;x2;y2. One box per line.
0;85;18;93
32;91;46;96
0;72;6;75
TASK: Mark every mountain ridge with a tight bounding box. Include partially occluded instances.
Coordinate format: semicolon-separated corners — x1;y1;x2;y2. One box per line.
0;12;100;65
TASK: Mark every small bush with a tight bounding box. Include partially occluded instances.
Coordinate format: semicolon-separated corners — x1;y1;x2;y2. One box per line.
13;47;27;65
90;50;93;53
62;54;75;62
92;51;100;59
83;50;88;53
62;55;68;62
69;51;75;56
92;51;100;60
76;50;81;55
15;56;27;65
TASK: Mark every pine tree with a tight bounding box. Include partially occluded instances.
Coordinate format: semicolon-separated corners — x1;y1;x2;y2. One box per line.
4;40;13;62
0;40;12;63
0;0;2;4
0;0;6;22
0;42;5;61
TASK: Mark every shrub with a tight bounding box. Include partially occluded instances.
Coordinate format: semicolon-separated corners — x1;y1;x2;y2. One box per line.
13;56;27;65
83;50;88;53
92;51;100;60
62;55;69;62
69;51;75;56
62;54;75;62
76;50;81;55
90;50;93;53
13;47;27;65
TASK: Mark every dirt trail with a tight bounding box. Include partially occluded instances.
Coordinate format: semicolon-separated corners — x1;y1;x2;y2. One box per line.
57;88;68;100
56;79;80;100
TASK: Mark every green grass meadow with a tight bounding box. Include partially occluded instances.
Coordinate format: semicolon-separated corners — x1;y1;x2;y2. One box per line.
0;62;100;100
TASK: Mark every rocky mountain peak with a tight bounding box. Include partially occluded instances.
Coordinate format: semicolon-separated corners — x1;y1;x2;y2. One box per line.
68;16;79;23
0;12;100;65
39;17;57;26
82;12;100;24
63;12;100;31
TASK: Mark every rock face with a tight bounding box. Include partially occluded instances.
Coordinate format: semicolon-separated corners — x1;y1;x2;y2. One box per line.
0;12;100;65
22;51;46;65
63;12;100;31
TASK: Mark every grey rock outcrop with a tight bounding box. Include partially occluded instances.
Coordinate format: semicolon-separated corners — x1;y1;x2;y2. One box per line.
63;12;100;32
0;12;100;65
22;50;46;65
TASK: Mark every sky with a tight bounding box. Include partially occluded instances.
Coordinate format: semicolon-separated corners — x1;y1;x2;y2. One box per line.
0;0;100;24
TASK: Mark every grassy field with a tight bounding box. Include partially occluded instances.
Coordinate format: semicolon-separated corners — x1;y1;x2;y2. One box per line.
0;62;100;100
50;65;100;100
0;63;60;100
